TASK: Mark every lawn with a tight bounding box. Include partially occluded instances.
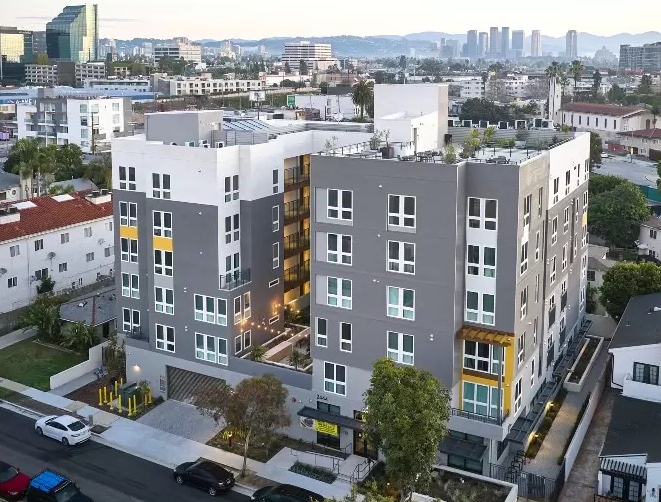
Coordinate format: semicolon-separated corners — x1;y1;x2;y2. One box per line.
0;339;85;391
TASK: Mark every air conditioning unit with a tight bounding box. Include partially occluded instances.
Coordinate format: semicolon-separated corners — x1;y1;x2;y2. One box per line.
168;142;177;145
198;140;208;147
215;141;225;148
185;141;195;147
202;144;210;148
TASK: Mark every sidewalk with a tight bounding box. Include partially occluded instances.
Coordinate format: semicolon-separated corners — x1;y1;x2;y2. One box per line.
0;327;35;350
0;377;353;499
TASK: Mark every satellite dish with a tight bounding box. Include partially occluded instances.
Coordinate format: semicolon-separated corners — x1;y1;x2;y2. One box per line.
333;112;343;122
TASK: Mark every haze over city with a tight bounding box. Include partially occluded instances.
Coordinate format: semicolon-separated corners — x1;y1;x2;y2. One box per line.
5;0;660;39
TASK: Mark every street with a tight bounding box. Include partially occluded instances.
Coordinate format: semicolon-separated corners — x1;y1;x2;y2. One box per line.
0;407;251;502
597;155;658;186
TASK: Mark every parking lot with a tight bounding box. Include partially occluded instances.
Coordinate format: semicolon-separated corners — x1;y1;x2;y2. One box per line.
596;155;658;186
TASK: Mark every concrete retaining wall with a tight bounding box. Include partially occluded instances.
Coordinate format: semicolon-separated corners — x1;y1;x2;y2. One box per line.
411;465;518;502
49;341;108;390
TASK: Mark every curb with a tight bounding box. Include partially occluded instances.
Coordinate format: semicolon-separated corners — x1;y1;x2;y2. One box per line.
0;400;45;419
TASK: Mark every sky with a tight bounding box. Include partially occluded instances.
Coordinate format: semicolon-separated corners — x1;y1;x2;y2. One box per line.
5;0;660;40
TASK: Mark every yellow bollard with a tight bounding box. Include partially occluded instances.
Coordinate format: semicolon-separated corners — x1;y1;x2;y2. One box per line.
98;388;103;406
127;397;132;417
133;395;137;415
118;394;122;413
120;377;124;386
103;386;107;403
114;379;118;397
108;391;113;410
147;388;152;404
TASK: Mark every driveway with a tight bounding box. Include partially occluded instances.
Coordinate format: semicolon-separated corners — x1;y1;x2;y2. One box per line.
137;399;224;443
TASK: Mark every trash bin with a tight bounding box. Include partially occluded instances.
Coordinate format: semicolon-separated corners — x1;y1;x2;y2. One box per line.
119;382;138;402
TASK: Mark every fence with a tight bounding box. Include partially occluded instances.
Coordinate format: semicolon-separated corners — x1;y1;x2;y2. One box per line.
49;341;109;390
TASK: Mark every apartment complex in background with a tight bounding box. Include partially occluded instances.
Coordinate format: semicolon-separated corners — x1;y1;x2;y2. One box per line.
566;30;578;59
25;61;106;86
281;41;337;71
619;42;661;71
531;30;542;57
16;89;131;154
46;4;99;63
0;191;114;314
154;74;263;96
154;37;202;64
0;27;34;64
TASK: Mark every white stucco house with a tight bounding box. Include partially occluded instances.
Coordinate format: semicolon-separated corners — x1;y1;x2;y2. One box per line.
637;217;661;261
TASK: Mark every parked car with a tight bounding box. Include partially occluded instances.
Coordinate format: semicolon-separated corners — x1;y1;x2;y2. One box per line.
0;460;30;500
26;470;93;502
34;415;91;446
251;484;324;502
173;460;235;496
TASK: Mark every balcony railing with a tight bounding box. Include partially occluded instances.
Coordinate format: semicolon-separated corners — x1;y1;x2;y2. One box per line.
561;291;568;311
284;229;310;257
219;269;251;290
125;327;148;342
284;166;310;190
284;260;310;289
451;407;509;426
548;305;557;328
284;197;310;224
559;327;567;347
547;343;555;368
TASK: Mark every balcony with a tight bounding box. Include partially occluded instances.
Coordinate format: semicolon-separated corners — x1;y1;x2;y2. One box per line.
561;291;568;311
622;373;661;402
284;229;310;258
451;407;508;425
122;326;149;349
241;325;312;373
284;166;310;191
219;269;251;290
548;305;557;328
284;197;310;225
284;260;310;290
448;407;510;441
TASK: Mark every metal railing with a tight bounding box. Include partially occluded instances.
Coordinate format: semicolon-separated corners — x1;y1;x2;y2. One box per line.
284;166;310;189
219;269;251;290
284;197;310;223
548;306;557;328
125;327;148;341
350;458;375;484
561;291;568;311
451;407;509;425
284;260;310;286
284;229;310;255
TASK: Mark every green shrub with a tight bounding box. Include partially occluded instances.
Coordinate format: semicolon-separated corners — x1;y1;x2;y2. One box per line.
289;461;336;484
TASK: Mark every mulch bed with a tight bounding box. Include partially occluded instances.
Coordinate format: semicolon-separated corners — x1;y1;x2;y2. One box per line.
65;379;163;420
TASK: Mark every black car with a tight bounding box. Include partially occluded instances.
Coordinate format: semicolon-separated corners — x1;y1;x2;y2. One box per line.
173;460;235;496
251;484;324;502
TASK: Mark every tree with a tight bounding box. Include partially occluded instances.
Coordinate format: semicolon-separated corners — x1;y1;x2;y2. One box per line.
486;77;507;102
589;181;649;247
22;296;61;342
482;126;496;145
651;105;660;129
592;70;602;94
638;74;653;95
589;173;627;195
36;276;55;295
364;359;450;501
352;79;374;120
104;334;126;381
586;284;598;314
459;98;511;124
607;84;626;103
590;132;603;168
4;138;40;175
53;144;84;181
284;62;291;74
657;161;661;191
443;143;457;163
299;60;308;76
62;322;95;352
193;375;291;476
319;81;328;94
249;344;266;362
85;152;112;189
600;262;661;318
288;349;307;369
398;55;407;69
569;60;585;99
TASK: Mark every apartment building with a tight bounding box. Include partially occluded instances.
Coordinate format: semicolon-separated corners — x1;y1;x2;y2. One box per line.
289;94;358;121
616;128;661;159
0;191;114;313
25;65;58;85
24;62;106;86
154;37;202;64
282;42;338;71
16;91;131;154
600;293;661;501
558;103;655;144
84;78;153;93
619;43;661;71
155;74;263;96
637;217;661;260
460;75;531;100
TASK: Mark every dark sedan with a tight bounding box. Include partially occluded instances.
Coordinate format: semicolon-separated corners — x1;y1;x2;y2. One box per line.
0;460;30;501
173;460;235;496
251;484;324;502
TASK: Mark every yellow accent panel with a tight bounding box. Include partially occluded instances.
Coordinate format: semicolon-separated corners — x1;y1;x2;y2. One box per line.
582;213;588;225
460;327;514;347
120;226;138;239
153;236;173;251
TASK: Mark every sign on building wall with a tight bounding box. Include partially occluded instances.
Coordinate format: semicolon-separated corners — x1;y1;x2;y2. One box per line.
287;95;296;107
299;417;339;436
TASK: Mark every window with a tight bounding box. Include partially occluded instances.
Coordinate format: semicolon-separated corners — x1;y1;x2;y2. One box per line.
523;194;531;226
340;322;352;352
462;381;502;418
154;250;173;276
86;252;94;262
269;278;279;288
60;233;69;244
243;292;251;319
520;287;528;319
387;286;415;320
152;173;171;199
537;187;543;216
324;362;346;395
119;202;137;227
269;315;279;324
316;318;328;347
224;175;239;202
553;177;559;204
153;211;172;238
119;166;136;191
272;243;279;269
234;335;243;354
467;245;496;277
271;206;279;232
562;244;567;270
467;245;479;275
84;226;93;238
155;287;174;314
468;198;481;228
122;308;140;332
155;324;175;353
535;231;540;261
551;217;558;245
7;277;16;288
387;331;414;365
121;238;138;263
582;223;588;247
194;294;215;323
550;256;557;283
217;299;227;326
195;333;216;363
388;194;416;229
388;241;415;274
465;292;495;325
234;296;242;324
535;274;540;303
34;239;43;251
531;358;536;387
563;206;570;233
58;262;67;273
520;242;528;274
650;228;658;240
467;198;497;230
327;277;352;309
327;189;353;221
104;246;113;257
121;273;139;298
517;332;526;366
583;191;588;211
225;253;240;285
533;317;539;345
272;169;278;193
328;233;352;265
225;214;240;243
9;245;19;257
514;378;522;412
633;362;659;385
243;330;251;349
564;170;571;195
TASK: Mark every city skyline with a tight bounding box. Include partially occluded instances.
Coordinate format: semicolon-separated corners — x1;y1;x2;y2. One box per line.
4;0;659;41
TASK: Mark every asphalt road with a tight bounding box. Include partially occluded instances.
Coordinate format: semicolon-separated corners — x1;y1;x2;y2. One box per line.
0;407;251;502
597;155;659;186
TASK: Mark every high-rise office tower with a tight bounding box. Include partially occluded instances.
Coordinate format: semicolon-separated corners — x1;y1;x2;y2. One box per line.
501;27;510;58
466;30;478;58
478;32;489;57
0;27;33;64
511;30;525;58
531;30;542;57
489;27;500;56
46;4;99;62
566;30;578;59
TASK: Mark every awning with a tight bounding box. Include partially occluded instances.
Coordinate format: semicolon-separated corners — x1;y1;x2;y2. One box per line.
600;458;647;484
458;327;514;347
439;436;487;461
297;406;366;431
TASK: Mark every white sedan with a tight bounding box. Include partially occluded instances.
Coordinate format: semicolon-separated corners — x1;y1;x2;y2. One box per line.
34;415;91;446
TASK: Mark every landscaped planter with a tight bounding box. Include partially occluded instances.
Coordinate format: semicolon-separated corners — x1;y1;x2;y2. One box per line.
564;336;603;393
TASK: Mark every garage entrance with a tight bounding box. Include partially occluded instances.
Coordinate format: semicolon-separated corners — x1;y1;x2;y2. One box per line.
166;366;225;402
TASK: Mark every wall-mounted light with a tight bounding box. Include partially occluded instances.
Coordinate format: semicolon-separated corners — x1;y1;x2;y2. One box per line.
133;365;140;372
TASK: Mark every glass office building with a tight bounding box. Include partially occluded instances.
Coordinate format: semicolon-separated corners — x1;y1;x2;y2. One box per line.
0;27;34;63
46;4;98;63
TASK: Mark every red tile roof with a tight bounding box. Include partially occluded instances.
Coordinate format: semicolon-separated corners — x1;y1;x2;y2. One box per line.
617;128;661;139
0;191;112;243
560;102;647;117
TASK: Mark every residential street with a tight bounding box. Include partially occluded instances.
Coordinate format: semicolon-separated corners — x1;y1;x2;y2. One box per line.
0;407;251;502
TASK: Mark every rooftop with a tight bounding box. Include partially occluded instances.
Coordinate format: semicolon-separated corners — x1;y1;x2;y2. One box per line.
561;102;647;117
59;288;116;326
617;128;661;139
0;171;20;191
642;216;661;230
0;191;112;243
609;293;661;350
601;394;661;462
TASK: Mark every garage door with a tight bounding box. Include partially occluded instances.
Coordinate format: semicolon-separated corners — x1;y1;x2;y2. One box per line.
166;366;226;402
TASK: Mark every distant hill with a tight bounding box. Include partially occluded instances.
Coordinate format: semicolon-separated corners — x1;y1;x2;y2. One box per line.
105;31;661;58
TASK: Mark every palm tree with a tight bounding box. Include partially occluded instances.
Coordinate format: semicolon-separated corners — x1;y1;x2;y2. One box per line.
351;79;373;121
19;145;56;197
545;62;562;119
288;350;306;370
249;344;266;362
651;105;660;129
62;322;95;352
569;60;585;100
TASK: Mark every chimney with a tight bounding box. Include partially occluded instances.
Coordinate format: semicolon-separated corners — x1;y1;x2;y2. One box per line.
0;207;20;225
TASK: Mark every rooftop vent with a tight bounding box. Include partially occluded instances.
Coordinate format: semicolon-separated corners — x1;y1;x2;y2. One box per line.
86;190;111;205
0;206;20;224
